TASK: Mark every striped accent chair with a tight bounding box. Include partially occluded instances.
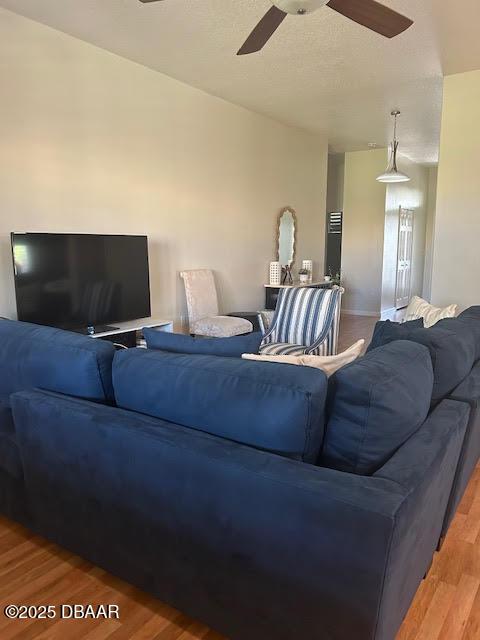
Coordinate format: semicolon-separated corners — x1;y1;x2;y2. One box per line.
260;286;343;356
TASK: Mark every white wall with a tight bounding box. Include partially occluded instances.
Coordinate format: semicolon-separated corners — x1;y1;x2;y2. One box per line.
0;8;328;324
326;154;345;214
422;167;438;300
381;159;429;314
431;70;480;311
341;149;387;315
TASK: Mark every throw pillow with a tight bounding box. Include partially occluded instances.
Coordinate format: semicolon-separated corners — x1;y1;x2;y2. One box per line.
367;318;424;353
366;324;475;405
404;295;458;327
319;340;434;475
143;328;263;358
435;315;480;362
241;340;365;376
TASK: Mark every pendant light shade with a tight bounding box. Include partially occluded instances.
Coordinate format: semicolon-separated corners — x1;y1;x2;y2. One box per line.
376;111;410;183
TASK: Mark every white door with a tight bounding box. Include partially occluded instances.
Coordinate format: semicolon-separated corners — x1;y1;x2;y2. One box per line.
395;207;414;309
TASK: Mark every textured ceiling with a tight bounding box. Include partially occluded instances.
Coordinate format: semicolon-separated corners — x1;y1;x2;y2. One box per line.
1;0;479;164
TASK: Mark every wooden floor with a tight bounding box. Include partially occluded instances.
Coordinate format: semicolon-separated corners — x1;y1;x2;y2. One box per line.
337;312;377;353
1;313;479;640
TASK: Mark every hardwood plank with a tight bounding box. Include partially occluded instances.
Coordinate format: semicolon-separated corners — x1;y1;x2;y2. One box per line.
396;575;442;640
460;496;480;544
79;620;123;640
437;574;479;640
462;585;480;640
414;581;456;640
338;313;377;353
126;612;182;640
0;571;105;639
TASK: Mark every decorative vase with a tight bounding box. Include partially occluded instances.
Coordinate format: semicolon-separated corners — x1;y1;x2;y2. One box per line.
302;260;313;283
269;261;281;286
299;273;310;284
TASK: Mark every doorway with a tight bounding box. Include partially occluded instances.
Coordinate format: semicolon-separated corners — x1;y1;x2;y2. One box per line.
395;207;414;309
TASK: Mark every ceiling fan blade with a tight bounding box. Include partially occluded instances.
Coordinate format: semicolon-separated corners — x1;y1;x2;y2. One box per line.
327;0;413;38
237;6;287;55
138;0;164;3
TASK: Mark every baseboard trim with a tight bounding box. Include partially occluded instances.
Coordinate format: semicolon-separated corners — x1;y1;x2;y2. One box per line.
342;309;381;318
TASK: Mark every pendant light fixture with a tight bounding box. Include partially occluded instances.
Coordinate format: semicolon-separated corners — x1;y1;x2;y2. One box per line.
376;110;410;183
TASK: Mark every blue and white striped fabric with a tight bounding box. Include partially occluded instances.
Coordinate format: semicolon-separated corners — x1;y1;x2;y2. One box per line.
260;287;342;356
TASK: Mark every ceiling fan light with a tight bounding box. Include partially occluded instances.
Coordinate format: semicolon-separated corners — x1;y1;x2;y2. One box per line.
271;0;328;15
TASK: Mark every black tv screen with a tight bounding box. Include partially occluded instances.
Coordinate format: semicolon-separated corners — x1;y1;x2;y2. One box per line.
11;233;151;331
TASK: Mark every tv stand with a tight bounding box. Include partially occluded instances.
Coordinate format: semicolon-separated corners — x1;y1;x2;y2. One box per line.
77;325;119;336
86;317;173;348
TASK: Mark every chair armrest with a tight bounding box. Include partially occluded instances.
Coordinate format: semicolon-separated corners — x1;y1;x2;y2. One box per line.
257;310;274;334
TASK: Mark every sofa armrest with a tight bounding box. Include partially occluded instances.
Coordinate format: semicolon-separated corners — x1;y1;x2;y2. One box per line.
11;390;466;640
441;361;480;536
449;359;480;407
373;399;469;638
375;400;469;491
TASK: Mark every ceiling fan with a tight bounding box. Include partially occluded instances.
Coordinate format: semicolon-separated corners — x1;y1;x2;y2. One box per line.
138;0;414;56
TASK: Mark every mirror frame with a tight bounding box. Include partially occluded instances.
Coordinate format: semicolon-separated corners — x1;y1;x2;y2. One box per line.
276;206;297;267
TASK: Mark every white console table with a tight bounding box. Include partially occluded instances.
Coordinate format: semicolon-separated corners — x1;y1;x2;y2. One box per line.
89;318;173;348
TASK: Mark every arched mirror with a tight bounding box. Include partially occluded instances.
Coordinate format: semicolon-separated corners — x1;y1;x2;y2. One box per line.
277;207;297;267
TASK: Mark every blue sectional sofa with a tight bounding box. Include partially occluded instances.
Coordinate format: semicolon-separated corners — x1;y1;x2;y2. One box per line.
0;313;479;640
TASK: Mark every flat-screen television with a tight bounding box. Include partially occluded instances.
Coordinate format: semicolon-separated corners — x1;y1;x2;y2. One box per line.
11;233;151;332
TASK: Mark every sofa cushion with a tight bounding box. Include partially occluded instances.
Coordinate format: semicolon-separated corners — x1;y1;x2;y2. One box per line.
367;324;475;406
0;318;115;404
143;328;263;358
113;348;328;463
447;308;480;361
320;341;434;475
192;316;253;338
0;399;13;437
367;319;424;353
0;433;22;479
459;306;480;321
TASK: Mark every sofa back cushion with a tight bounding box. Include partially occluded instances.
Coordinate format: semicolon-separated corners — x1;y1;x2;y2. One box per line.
367;323;475;406
367;319;424;352
449;308;480;361
320;341;434;475
113;349;328;463
0;319;115;404
459;306;480;322
143;328;263;357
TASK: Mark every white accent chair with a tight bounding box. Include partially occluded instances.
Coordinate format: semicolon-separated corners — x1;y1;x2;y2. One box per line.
180;270;253;338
